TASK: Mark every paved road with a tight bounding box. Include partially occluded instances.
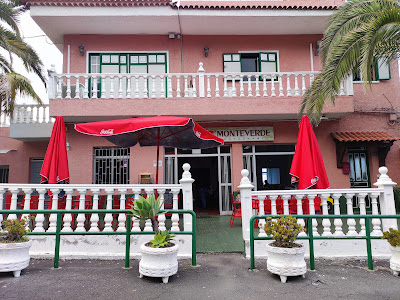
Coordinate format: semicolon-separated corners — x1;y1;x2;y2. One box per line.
1;254;399;300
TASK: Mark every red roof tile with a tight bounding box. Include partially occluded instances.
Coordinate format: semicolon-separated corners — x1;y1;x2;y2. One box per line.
24;0;342;9
331;131;398;143
172;0;342;10
24;0;171;7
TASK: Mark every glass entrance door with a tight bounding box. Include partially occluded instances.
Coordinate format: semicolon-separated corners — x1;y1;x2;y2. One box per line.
165;146;232;215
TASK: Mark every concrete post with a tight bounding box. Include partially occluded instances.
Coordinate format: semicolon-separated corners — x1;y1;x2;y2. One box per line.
238;169;254;257
179;163;194;231
197;62;205;98
374;166;398;231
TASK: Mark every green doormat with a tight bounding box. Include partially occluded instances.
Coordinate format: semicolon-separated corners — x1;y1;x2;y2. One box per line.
196;215;244;253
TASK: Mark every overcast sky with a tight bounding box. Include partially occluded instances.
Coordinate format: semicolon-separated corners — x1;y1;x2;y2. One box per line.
16;11;63;105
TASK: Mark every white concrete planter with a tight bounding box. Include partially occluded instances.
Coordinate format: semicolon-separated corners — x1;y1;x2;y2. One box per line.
139;242;179;283
389;246;400;276
266;242;306;283
0;240;32;278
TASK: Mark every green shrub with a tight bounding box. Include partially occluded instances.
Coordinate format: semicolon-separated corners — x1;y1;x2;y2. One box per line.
264;215;305;248
0;216;31;243
382;228;400;247
129;194;175;248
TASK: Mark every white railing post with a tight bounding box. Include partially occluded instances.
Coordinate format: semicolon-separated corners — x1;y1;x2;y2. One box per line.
47;188;60;232
33;188;47;233
198;63;205;98
89;188;100;232
179;163;194;231
103;188;114;231
374;166;398;231
0;188;4;224
62;188;73;232
116;188;127;232
75;188;87;232
48;65;57;99
238;169;255;257
332;193;344;236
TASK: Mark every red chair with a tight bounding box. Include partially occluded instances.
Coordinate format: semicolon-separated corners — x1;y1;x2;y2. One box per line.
230;193;242;228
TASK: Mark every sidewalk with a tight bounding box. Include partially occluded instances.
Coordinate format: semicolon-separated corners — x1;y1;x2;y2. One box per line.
1;254;399;300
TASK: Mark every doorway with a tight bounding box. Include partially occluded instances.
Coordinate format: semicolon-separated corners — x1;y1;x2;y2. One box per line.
178;157;219;214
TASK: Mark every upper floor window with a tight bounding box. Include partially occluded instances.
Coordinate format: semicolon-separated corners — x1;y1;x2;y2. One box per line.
0;165;9;183
353;58;391;82
223;52;278;80
88;52;167;98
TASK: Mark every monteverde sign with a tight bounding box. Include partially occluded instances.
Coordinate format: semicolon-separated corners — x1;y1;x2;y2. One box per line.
207;127;274;142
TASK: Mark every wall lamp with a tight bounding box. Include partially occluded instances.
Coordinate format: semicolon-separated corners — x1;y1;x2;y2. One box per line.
78;44;85;56
314;40;321;56
204;46;209;57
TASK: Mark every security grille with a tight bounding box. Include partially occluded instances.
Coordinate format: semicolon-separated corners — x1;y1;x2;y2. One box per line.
0;165;9;183
94;147;130;184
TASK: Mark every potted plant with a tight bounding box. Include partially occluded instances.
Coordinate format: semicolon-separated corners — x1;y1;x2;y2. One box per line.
264;215;306;283
0;217;33;278
382;228;400;276
129;194;178;284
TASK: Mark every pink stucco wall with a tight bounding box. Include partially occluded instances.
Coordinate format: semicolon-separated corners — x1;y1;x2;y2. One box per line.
0;127;48;183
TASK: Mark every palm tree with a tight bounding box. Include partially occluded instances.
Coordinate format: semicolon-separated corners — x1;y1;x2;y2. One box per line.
0;0;45;116
301;0;400;124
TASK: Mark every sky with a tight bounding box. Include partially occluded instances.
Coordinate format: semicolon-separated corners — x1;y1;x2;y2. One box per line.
14;11;63;105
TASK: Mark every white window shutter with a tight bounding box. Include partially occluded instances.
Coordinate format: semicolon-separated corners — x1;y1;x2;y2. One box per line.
376;58;391;80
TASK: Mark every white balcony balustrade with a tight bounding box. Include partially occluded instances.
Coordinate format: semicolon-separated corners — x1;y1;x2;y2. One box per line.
48;63;354;100
0;104;53;127
239;166;398;258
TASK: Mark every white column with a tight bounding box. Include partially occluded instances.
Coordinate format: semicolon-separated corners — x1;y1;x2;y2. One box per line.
171;190;180;232
21;188;32;221
47;188;60;232
257;196;267;237
374;166;398;231
332;193;344;236
282;194;290;215
345;193;358;236
238;169;255;257
33;188;47;233
197;62;205;97
103;188;114;232
62;188;73;232
158;189;167;232
358;192;368;236
308;193;319;236
321;194;332;236
8;188;19;220
370;193;382;236
89;188;100;232
75;188;87;232
117;189;127;232
132;189;141;232
296;195;307;237
179;163;194;232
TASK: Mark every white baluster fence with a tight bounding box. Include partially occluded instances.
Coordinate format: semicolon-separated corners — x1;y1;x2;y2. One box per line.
48;63;355;100
0;164;194;259
239;166;398;259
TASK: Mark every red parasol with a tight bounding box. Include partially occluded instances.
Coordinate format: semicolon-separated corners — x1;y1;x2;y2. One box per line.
290;116;329;210
75;116;224;183
40;116;70;184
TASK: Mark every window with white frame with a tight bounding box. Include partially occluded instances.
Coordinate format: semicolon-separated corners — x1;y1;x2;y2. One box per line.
93;147;130;184
223;52;278;80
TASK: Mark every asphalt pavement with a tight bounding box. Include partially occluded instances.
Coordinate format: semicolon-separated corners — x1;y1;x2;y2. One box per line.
1;254;399;300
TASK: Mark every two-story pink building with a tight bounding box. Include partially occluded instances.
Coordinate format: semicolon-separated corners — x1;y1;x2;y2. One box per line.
1;0;398;215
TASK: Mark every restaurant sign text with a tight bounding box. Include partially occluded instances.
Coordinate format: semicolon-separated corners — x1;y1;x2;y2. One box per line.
207;127;274;142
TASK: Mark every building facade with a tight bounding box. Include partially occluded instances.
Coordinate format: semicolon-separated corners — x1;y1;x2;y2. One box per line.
1;0;399;216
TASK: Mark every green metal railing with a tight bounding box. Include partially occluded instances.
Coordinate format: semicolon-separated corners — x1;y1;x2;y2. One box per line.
250;214;400;271
1;209;196;269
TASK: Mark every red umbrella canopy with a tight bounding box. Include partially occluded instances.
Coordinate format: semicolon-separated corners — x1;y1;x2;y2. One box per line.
40;116;70;184
74;116;224;149
290;116;329;190
75;116;224;183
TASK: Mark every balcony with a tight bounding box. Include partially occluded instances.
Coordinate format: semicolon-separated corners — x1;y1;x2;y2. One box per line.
48;64;354;123
1;104;55;141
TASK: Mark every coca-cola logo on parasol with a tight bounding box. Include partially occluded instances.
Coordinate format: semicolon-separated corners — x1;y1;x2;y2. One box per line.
100;129;114;135
195;131;201;138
